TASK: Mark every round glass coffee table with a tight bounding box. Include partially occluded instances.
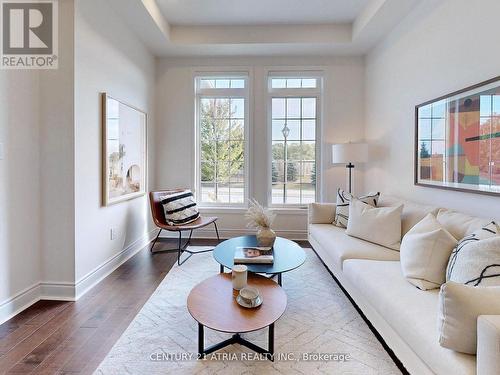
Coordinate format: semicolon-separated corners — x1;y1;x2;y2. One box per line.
187;273;287;360
213;235;306;286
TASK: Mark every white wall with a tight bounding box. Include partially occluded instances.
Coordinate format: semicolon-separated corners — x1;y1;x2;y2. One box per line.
365;0;500;218
156;56;365;238
0;71;41;318
39;0;75;297
0;0;75;321
74;0;156;292
1;0;157;320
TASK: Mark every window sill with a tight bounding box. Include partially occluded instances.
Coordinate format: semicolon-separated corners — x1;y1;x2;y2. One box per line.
198;207;248;214
198;206;308;215
270;207;308;215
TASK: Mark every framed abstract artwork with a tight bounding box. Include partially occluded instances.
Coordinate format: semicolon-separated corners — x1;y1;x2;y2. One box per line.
102;93;147;206
415;76;500;196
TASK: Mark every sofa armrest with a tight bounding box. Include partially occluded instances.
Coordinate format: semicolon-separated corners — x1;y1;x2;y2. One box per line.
308;203;336;224
477;315;500;375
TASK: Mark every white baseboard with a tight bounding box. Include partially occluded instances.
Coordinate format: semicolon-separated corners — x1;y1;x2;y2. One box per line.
159;227;307;240
0;280;82;324
0;229;158;325
74;229;158;299
40;282;77;301
0;283;41;325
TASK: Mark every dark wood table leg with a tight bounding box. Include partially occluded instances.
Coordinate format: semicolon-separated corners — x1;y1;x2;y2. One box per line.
269;323;274;359
198;323;204;356
278;273;282;286
220;264;224;273
197;325;275;361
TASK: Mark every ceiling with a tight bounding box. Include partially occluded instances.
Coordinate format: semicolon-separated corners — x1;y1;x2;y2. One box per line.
155;0;370;25
108;0;419;57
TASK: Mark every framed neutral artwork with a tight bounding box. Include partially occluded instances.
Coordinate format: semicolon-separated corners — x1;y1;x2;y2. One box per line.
102;93;147;206
415;76;500;196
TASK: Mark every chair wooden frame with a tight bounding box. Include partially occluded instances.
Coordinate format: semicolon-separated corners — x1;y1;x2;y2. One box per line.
149;190;220;265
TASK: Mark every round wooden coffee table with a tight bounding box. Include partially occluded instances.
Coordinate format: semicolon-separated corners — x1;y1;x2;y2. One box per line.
187;273;287;360
213;235;306;286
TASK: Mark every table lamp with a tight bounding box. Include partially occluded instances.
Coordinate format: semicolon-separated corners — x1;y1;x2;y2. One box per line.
332;143;368;193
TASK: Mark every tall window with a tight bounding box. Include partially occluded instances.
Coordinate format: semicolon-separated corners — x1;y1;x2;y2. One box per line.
269;75;321;206
195;76;248;206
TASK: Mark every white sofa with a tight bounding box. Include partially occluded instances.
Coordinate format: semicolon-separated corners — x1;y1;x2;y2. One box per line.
308;195;500;375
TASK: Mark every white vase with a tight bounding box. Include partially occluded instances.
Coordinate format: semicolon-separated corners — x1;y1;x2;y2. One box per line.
256;227;276;247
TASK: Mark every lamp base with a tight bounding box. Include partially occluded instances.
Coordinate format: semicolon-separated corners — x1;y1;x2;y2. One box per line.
346;163;354;193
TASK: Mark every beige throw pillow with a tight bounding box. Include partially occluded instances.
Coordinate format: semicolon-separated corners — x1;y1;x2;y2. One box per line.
334;189;380;228
346;198;403;250
400;214;457;290
438;282;500;354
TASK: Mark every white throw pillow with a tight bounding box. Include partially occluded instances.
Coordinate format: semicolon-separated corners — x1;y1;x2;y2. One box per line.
400;214;457;290
438;281;500;354
446;221;500;286
346;198;403;250
334;189;380;228
160;190;200;226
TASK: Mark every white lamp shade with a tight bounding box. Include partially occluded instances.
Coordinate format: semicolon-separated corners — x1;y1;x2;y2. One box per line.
332;143;369;164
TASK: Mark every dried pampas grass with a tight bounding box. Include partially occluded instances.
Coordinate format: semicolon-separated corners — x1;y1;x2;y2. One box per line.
245;199;276;229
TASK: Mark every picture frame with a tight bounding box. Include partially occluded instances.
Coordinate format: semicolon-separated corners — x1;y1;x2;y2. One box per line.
414;76;500;196
102;93;147;206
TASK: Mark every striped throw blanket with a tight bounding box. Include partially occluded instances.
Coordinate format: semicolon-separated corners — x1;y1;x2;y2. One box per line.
160;190;200;226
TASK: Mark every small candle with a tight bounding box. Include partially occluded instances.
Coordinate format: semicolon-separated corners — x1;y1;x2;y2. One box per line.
232;265;248;290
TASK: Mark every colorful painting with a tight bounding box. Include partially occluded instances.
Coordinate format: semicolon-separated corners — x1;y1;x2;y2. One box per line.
102;93;147;206
415;76;500;195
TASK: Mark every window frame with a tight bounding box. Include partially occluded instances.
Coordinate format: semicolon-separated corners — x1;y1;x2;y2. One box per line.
266;72;323;208
194;73;251;208
417;99;448;183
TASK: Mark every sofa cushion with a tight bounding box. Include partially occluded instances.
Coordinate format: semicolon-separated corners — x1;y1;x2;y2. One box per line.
378;194;440;236
308;224;400;270
437;208;491;240
308;202;336;224
438;282;500;354
343;259;476;375
477;315;500;375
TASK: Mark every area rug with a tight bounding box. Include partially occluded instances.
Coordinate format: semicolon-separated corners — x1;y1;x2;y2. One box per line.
95;248;401;374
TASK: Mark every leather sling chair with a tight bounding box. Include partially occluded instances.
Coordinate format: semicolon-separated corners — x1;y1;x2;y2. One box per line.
149;189;220;265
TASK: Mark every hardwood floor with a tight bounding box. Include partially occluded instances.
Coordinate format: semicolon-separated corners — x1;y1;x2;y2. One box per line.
0;238;309;374
0;238;181;375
